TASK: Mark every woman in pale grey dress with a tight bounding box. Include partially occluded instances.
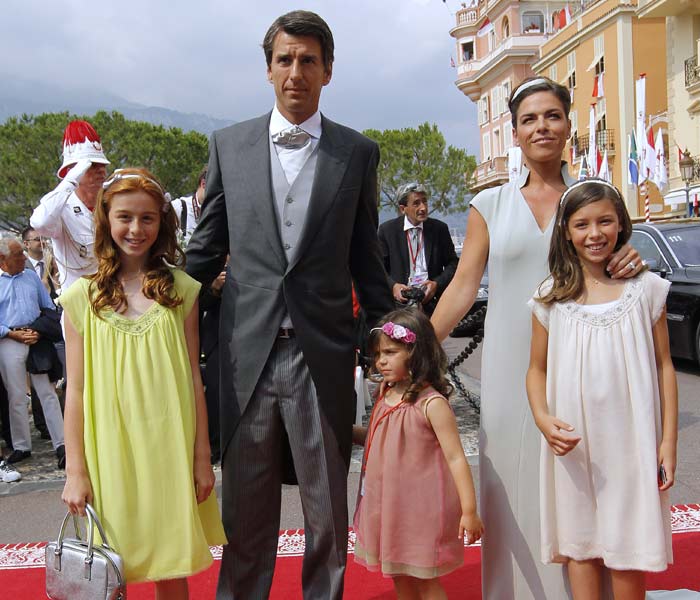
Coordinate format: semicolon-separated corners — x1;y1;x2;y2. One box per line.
431;77;643;599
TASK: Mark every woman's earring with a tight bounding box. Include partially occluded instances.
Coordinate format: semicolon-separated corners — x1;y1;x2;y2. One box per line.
408;369;414;380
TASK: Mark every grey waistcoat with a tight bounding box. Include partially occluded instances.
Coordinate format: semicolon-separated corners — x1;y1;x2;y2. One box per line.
269;139;320;327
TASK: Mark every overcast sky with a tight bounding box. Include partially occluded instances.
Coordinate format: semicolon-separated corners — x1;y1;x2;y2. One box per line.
1;0;479;154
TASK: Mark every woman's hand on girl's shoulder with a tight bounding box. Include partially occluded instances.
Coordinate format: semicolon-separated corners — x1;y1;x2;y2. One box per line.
607;243;643;279
459;511;484;545
194;457;216;504
62;473;93;516
535;413;581;456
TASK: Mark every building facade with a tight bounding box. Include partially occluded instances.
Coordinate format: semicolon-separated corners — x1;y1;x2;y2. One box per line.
638;0;700;210
450;0;572;192
533;0;667;217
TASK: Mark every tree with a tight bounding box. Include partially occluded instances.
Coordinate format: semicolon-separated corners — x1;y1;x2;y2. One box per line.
0;111;209;231
362;123;476;214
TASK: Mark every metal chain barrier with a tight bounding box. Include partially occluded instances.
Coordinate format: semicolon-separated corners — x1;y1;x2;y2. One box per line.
447;306;486;413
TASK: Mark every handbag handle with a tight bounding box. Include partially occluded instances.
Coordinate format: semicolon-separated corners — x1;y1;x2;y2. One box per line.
53;503;117;579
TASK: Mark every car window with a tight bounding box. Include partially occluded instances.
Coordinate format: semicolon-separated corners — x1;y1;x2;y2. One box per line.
630;231;670;270
662;227;700;267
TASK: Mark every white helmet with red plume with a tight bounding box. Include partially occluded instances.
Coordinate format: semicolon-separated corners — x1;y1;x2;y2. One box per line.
57;120;110;179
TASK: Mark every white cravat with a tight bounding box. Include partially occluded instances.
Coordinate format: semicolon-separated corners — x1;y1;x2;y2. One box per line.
269;105;322;185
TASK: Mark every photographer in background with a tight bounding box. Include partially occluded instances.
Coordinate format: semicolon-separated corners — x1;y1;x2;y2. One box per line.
378;182;459;314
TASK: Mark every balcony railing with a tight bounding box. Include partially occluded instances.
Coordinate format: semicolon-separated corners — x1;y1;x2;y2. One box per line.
571;0;605;18
471;156;509;191
574;129;616;156
686;55;700;88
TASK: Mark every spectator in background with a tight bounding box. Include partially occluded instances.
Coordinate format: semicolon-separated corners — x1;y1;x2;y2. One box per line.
171;165;207;246
0;238;65;469
378;182;459;314
31;120;109;292
22;227;59;299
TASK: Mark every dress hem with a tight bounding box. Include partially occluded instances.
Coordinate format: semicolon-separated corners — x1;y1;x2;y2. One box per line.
542;546;671;573
126;554;214;584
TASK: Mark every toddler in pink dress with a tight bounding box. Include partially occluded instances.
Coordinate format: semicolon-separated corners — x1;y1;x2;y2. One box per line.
353;309;483;598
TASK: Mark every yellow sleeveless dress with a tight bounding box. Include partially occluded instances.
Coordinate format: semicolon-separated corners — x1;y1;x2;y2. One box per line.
60;269;226;583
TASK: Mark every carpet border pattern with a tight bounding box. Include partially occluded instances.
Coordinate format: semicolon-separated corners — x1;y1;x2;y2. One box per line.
1;504;698;570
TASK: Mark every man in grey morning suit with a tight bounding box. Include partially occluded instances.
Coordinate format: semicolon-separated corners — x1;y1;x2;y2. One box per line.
185;10;394;600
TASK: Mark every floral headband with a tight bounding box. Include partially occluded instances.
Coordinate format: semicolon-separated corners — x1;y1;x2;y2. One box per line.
370;322;417;344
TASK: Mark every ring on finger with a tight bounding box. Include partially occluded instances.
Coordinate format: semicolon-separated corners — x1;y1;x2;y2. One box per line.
628;261;636;271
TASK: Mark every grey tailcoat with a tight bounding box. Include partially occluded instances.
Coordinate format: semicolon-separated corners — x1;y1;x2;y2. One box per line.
186;113;394;473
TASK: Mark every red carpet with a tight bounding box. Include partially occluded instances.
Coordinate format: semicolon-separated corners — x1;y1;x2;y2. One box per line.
2;505;698;599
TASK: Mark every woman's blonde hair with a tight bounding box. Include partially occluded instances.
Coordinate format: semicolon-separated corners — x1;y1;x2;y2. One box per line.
538;180;633;305
88;167;185;315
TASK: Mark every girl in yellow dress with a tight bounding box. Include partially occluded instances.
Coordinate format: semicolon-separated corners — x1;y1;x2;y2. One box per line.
60;167;226;599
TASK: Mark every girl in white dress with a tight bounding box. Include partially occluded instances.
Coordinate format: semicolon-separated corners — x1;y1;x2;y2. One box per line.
527;180;678;600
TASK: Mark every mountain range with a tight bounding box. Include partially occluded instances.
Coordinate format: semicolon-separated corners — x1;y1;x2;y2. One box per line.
0;75;234;135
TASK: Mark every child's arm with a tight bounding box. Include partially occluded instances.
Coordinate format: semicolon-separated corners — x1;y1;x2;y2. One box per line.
352;425;367;445
426;396;484;544
61;311;93;516
526;314;581;456
184;298;216;504
652;307;678;491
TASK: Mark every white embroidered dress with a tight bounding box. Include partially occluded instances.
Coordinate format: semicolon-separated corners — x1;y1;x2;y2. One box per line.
529;270;673;572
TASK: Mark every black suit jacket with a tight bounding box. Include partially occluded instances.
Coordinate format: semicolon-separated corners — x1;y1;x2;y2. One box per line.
185;113;394;467
377;216;459;296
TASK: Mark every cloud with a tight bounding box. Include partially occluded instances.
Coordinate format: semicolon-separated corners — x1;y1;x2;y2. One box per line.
1;0;479;153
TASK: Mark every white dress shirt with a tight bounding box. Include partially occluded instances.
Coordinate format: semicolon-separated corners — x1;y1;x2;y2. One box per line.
403;216;428;286
269;105;322;185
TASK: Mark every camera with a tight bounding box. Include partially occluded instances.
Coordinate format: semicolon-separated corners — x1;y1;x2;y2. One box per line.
400;286;426;306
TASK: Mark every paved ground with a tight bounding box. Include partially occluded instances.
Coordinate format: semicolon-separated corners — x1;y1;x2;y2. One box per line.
2;334;699;544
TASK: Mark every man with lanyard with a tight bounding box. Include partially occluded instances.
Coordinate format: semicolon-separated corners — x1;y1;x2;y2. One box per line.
378;182;459;314
171;165;207;246
30;120;110;293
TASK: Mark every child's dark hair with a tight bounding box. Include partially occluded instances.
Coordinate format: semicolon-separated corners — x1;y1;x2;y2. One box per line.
368;308;453;403
538;179;634;305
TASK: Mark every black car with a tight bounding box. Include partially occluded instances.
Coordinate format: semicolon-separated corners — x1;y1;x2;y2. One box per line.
631;222;700;366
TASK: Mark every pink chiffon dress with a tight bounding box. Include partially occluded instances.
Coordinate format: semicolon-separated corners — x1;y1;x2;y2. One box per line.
353;385;464;578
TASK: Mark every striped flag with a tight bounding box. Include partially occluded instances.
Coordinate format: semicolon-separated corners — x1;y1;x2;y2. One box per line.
578;154;589;180
628;130;639;186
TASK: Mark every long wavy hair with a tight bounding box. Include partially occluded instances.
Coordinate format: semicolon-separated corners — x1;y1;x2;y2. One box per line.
89;167;185;315
368;308;453;403
538;180;633;305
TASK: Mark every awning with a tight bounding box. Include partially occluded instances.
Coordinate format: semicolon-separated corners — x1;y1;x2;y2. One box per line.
664;185;700;207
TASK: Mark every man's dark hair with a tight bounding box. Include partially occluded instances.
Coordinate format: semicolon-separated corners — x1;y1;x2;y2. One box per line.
262;10;334;71
21;226;36;242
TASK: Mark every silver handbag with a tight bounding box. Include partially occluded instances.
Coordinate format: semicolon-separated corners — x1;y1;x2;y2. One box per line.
45;503;126;600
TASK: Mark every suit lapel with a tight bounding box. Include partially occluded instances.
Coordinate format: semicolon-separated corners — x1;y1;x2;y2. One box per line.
396;218;410;279
286;116;351;274
423;219;434;269
243;114;287;270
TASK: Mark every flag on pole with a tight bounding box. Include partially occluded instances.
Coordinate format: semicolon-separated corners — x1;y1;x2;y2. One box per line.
628;131;639;186
507;147;522;182
564;4;572;24
592;73;604;98
652;128;668;192
578;154;589;180
635;75;647;181
599;150;611;182
587;104;597;178
477;18;493;37
644;127;657;182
